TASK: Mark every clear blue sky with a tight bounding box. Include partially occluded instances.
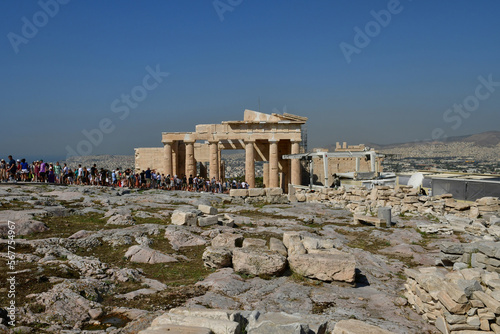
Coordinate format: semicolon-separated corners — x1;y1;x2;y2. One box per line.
1;0;499;160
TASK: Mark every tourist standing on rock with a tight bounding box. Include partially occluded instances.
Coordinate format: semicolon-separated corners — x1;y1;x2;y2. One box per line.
62;163;69;184
169;175;174;190
124;169;130;187
40;160;48;183
33;161;39;182
188;174;194;191
0;159;6;182
156;172;161;189
7;155;16;182
20;159;29;182
15;159;21;181
151;170;157;188
139;170;145;188
66;168;74;184
182;175;187;191
332;174;341;189
145;168;151;188
131;171;137;188
77;165;83;184
47;165;55;183
98;168;105;186
90;164;98;185
54;162;62;184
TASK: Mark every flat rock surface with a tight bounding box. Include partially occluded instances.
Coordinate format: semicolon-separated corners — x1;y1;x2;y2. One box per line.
0;183;462;333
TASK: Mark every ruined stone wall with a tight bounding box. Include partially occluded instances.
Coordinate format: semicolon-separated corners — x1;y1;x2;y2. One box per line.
134;148;164;173
295;185;500;220
229;187;289;205
194;143;210;162
404;266;500;333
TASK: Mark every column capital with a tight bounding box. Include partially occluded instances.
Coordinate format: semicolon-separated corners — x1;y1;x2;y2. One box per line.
184;140;195;144
244;139;256;144
291;139;302;143
162;140;174;145
268;139;279;143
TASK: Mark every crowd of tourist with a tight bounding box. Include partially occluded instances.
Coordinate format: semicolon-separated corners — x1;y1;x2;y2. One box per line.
0;155;250;193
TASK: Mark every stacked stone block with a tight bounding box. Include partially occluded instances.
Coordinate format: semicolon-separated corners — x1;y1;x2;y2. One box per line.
171;205;220;228
405;266;500;333
202;231;356;283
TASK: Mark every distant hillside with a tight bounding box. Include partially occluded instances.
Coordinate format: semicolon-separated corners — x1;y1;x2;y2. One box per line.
365;131;500;150
63;155;134;170
452;131;500;147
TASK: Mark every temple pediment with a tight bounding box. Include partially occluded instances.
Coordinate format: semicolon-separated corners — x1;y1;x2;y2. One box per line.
242;109;307;123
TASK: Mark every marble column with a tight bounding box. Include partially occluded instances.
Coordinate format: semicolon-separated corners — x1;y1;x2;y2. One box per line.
209;141;219;180
370;151;377;172
163;141;173;176
263;163;269;188
245;140;255;188
172;141;178;176
185;141;195;177
269;140;279;188
291;140;301;185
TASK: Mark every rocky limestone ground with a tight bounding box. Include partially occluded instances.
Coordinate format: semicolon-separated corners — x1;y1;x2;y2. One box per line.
0;183;468;333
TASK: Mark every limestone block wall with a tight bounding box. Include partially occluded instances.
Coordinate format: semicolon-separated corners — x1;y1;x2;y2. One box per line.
134;148;164;173
440;241;500;271
194;143;210;162
229;187;289;205
405;266;500;333
295;185;500;221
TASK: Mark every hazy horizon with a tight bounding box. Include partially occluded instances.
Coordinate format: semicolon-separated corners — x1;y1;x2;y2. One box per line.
1;1;499;159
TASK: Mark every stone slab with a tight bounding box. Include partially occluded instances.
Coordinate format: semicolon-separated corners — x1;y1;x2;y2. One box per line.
353;214;386;227
230;189;249;197
333;319;396;334
198;204;218;215
266;188;283;196
171;211;198;226
248;188;266;197
150;313;239;334
289;251;356;283
198;215;219;227
437;291;470;314
138;324;213;334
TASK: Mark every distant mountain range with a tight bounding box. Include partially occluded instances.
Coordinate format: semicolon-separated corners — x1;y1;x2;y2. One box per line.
365;131;500;150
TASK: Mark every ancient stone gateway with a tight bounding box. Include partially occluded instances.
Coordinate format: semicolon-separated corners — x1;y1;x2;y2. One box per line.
135;110;307;190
